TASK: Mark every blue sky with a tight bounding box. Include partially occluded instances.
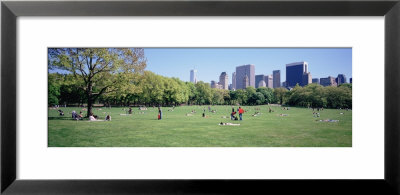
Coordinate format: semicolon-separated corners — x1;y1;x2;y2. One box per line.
144;48;352;84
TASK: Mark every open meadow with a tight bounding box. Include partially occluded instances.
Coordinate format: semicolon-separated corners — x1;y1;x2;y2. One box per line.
48;105;352;147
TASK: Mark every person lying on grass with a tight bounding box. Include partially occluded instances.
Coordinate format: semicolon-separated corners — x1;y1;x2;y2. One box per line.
317;119;339;122
219;122;240;126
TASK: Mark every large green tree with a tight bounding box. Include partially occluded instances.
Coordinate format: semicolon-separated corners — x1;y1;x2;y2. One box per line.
194;81;213;105
273;87;288;105
48;48;146;117
48;73;61;106
256;87;274;104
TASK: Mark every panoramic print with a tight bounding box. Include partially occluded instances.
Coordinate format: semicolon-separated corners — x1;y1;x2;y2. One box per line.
48;48;352;147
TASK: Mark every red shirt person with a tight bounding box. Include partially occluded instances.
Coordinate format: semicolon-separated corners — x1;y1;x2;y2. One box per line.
238;107;244;120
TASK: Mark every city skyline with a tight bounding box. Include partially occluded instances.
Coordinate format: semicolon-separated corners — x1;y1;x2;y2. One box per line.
144;48;352;85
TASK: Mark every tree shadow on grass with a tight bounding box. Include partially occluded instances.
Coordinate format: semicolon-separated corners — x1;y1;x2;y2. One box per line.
48;117;75;121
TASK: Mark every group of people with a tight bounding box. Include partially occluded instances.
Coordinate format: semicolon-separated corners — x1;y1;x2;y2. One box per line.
231;107;244;121
313;112;320;118
71;110;83;120
88;113;112;121
311;107;323;112
71;110;112;121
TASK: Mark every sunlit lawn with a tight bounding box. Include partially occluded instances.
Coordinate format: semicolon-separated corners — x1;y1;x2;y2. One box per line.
48;105;352;147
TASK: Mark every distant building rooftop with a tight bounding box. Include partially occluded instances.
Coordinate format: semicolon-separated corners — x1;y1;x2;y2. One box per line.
286;61;308;67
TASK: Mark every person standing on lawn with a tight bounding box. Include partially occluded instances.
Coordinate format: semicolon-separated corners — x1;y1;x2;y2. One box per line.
158;106;162;120
238;107;244;120
231;107;235;120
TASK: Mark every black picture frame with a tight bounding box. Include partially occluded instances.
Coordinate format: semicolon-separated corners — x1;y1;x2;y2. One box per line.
2;0;400;194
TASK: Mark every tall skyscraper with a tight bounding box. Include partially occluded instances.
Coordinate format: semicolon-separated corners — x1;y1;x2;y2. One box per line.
264;75;273;88
243;75;249;89
232;72;236;90
190;69;197;84
320;76;337;87
286;61;308;87
235;64;255;89
312;78;319;84
336;74;347;85
273;70;281;88
302;72;312;86
219;72;229;90
255;74;265;88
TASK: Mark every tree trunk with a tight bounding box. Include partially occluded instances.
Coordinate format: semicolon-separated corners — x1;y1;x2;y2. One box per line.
87;98;93;117
86;82;93;117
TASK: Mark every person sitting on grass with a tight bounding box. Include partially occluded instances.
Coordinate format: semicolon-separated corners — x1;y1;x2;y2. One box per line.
105;114;111;121
58;109;64;116
128;107;132;114
231;111;236;120
73;111;83;120
89;114;96;121
72;111;77;119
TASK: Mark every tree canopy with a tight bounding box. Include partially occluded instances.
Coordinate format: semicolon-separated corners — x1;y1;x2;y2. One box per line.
48;48;146;116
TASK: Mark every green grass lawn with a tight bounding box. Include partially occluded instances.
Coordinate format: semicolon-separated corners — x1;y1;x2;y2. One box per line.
48;105;352;147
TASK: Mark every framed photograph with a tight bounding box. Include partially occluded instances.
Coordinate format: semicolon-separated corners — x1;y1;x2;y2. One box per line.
2;0;400;194
47;47;352;147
